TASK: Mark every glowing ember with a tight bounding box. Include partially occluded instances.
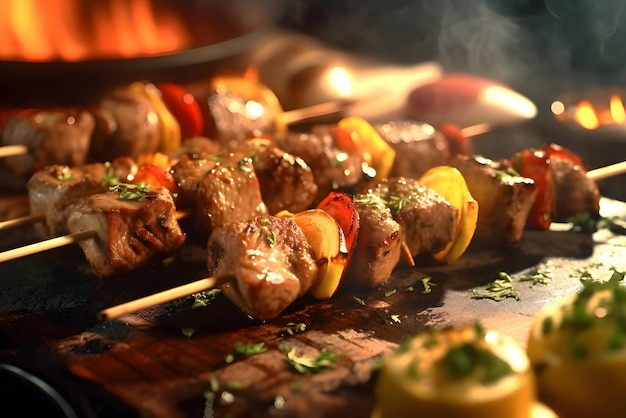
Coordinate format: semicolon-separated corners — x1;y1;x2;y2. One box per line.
552;89;626;131
0;0;192;61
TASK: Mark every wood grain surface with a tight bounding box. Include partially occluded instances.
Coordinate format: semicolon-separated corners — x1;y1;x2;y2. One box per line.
1;198;625;418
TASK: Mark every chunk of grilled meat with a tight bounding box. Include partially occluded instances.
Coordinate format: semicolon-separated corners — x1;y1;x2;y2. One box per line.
28;163;109;239
89;83;161;162
452;155;537;245
1;108;95;178
206;215;318;320
371;177;458;258
67;187;185;278
274;125;365;203
550;158;600;222
345;192;402;288
375;121;452;180
232;139;318;214
170;151;268;238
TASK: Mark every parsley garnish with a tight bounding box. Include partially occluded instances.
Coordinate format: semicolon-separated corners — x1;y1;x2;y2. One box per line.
384;289;397;297
266;230;277;247
181;328;197;337
191;289;222;309
102;162;119;186
421;277;436;294
386;195;407;214
109;183;150;201
519;271;552;286
281;346;341;374
285;322;307;335
225;341;268;363
354;296;366;306
567;213;626;235
440;342;514;385
471;272;520;301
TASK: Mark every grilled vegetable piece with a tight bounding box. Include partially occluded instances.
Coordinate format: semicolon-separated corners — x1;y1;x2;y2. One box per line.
542;144;600;222
276;209;347;300
373;324;554;418
371;177;458;261
510;148;555;230
170;151;268;238
27;163;109;239
527;275;626;418
66;187;186;278
337;116;396;180
1;108;94;178
156;82;204;140
418;166;478;263
375;120;453;180
206;215;318;320
345;192;402;288
452;155;537;245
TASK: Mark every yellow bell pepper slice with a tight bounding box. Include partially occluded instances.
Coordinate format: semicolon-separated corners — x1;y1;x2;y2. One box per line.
337;116;396;180
276;209;347;299
139;82;182;154
419;166;478;263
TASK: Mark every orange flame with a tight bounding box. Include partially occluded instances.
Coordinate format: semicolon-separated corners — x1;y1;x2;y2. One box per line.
610;94;626;124
0;0;191;62
574;100;600;130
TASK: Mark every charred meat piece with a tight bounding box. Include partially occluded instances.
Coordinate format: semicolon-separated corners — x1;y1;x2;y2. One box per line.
550;159;600;222
170;151;268;238
274;125;365;203
232;139;318;214
207;215;318;320
371;177;458;258
1;108;94;178
66;187;185;278
89;83;161;162
344;192;402;288
375;120;452;180
168;136;220;161
452;155;537;245
28;163;109;239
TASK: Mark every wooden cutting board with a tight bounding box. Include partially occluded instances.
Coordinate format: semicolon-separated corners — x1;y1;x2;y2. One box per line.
1;198;625;418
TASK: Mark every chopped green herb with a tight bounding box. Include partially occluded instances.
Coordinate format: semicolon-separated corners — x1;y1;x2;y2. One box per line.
440;342;514;385
386;195;407;214
260;218;271;227
471;272;520;302
209;377;220;393
337;332;349;341
405;286;414;292
225;341;268;363
421;277;436;294
390;314;401;323
266;230;277;247
281;346;340;374
191;289;222;309
285;322;307;336
354;296;366;306
57;169;75;181
225;381;244;390
384;289;397;297
519;271;552;286
567;213;626;235
102;162;119;186
109;183;150;201
181;328;197;337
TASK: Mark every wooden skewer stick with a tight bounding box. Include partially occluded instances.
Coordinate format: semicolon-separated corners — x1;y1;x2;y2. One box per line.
587;161;626;181
0;229;98;263
277;99;354;126
98;276;222;321
0;214;44;231
0;145;28;158
0;209;191;262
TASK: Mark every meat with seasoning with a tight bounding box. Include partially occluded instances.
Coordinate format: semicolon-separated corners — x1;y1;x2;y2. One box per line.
375;120;452;180
1;108;95;178
170;151;268;238
344;191;402;288
371;177;458;258
550;158;600;222
273;125;365;203
89;83;161;162
66;187;186;278
232;138;318;214
452;155;537;245
206;215;318;320
28;163;109;239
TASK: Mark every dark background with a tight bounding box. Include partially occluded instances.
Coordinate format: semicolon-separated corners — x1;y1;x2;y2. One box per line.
277;0;626;201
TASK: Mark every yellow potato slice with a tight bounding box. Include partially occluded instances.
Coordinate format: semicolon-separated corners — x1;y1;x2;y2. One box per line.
419;166;478;263
140;82;182;154
372;324;545;418
527;279;626;418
